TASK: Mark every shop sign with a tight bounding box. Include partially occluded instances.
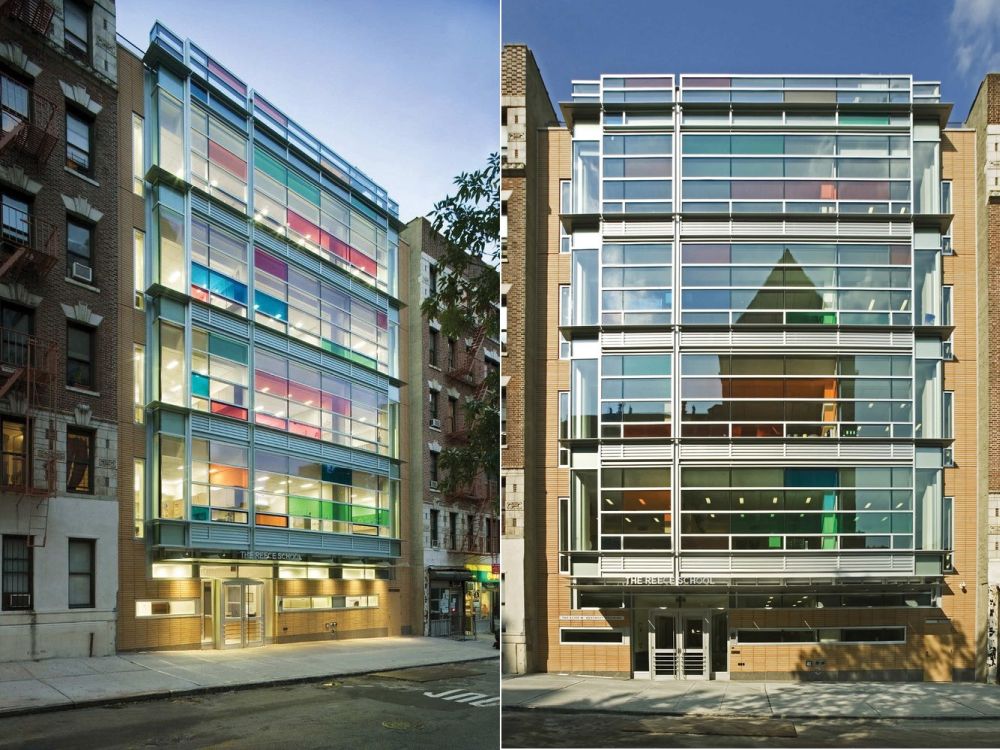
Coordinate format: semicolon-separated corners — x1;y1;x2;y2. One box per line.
492;563;500;575
238;551;303;561
621;576;715;586
559;615;625;621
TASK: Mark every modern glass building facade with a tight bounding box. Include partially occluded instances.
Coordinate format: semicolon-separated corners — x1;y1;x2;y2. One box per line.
541;73;986;680
121;25;409;650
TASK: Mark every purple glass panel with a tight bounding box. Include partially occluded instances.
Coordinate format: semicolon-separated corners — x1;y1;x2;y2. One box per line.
731;181;783;199
254;248;287;281
838;181;890;200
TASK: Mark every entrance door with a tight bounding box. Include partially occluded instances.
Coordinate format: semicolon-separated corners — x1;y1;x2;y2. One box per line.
649;612;710;680
221;580;265;648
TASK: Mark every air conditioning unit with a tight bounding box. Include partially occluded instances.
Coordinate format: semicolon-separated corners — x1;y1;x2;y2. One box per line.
9;593;31;608
430;418;441;429
944;446;955;467
71;262;93;284
429;480;439;490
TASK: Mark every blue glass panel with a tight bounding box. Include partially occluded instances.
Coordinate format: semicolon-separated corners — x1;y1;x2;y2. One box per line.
682;290;730;309
191;262;210;289
254;291;288;320
784;468;838;488
191;372;210;398
322;464;352;484
209;270;248;304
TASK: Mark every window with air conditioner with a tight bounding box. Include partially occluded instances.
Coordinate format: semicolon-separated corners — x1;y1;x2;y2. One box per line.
67;219;93;283
2;535;31;611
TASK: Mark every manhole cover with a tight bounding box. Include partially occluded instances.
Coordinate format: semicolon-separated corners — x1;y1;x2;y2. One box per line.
382;720;424;731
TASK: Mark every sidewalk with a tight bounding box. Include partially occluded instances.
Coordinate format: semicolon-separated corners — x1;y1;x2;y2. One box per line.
503;672;1000;720
0;636;497;717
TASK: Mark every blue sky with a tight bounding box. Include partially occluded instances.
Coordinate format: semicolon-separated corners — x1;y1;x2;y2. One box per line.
117;0;499;221
502;0;1000;124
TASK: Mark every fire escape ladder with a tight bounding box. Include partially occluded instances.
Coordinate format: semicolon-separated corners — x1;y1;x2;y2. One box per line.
24;496;48;547
447;325;488;384
2;0;56;36
0;366;24;401
0;121;25;154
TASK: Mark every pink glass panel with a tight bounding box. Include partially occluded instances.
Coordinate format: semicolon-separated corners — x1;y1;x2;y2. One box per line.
208;60;247;96
288;381;321;404
331;394;351;416
731;181;783;199
254;96;287;126
624;77;673;88
191;286;210;302
329;235;352;261
256;413;287;431
287;210;320;245
321;393;334;411
254;248;288;281
685;77;731;87
376;312;388;329
208;140;247;181
289;421;322;440
682;244;730;264
889;245;911;265
838;181;889;200
784;181;825;200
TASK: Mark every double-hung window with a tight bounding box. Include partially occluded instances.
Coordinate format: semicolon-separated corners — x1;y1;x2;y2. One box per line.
67;219;92;280
68;539;94;608
66;427;94;494
66;323;95;389
63;0;90;61
1;536;31;610
66;110;92;174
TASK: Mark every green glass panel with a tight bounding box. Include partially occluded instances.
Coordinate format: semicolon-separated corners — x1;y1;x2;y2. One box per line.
684;135;730;155
254;147;287;184
349;351;378;370
377;508;390;526
351;505;379;525
321;339;335;354
288;495;322;518
787;311;836;325
208;333;248;364
191;372;210;398
821;492;837;549
769;536;782;548
191;506;210;521
320;501;334;520
841;114;890;126
732;135;784;154
331;503;351;522
287;171;321;206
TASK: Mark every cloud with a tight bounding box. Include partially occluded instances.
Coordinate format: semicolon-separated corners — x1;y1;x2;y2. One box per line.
950;0;1000;76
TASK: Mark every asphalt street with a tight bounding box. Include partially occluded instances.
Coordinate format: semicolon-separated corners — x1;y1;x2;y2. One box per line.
0;660;499;750
501;709;1000;748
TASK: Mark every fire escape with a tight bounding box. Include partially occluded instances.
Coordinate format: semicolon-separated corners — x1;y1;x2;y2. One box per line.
0;41;59;546
444;325;499;560
1;0;56;38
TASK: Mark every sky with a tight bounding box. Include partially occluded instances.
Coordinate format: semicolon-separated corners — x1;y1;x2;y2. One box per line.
502;0;1000;125
117;0;499;222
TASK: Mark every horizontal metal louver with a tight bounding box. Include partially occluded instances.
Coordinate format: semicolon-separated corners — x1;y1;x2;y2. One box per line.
678;443;913;463
679;330;913;351
600;556;674;575
251;425;391;474
190;522;250;546
601;331;674;349
679;219;913;239
602;221;674;238
677;553;915;576
600;444;674;462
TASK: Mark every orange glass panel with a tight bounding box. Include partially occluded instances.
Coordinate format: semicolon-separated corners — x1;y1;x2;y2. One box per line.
622;490;671;511
255;513;288;527
209;464;248;488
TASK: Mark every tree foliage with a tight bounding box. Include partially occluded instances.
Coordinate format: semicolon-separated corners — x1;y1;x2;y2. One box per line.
424;153;500;494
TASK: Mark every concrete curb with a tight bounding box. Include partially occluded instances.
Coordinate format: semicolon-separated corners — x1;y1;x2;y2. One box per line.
501;704;1000;723
0;654;499;719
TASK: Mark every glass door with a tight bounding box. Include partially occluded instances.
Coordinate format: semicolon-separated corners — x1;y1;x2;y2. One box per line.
681;615;708;680
632;609;650;678
651;614;678;679
201;580;214;646
221;580;265;648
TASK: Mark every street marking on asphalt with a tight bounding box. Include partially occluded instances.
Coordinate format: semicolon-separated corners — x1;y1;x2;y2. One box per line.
423;688;500;708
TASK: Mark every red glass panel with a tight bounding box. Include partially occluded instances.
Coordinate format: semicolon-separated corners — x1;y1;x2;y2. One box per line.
681;423;729;437
320;393;334;411
255;513;288;527
287;210;320;245
288;381;322;404
376;312;388;329
255;370;288;397
731;423;782;437
254;248;288;280
784;181;825;200
208;140;247;180
289;421;322;440
210;402;248;421
191;286;210;302
255;413;287;431
350;248;377;277
623;423;671;438
329;234;352;261
729;378;783;398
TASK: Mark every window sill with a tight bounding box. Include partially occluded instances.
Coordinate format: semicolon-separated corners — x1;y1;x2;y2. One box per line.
64;277;100;294
429;364;441;371
64;167;100;188
66;386;100;398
